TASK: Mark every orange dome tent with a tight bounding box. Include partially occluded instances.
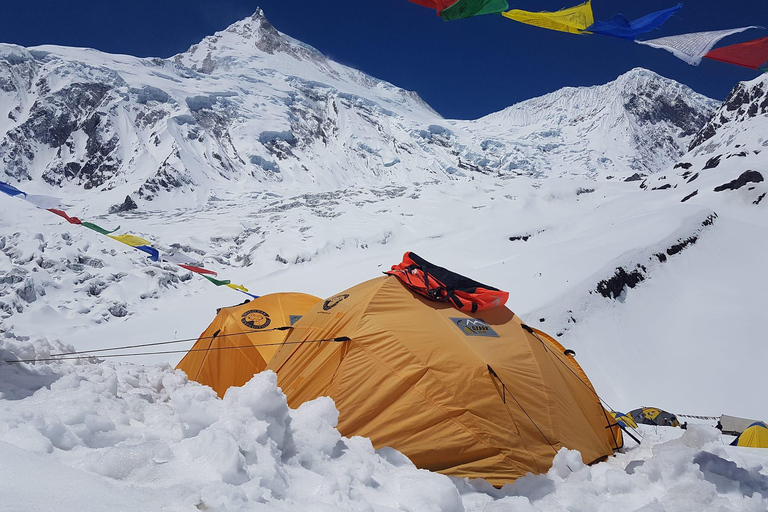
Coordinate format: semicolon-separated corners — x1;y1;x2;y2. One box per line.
267;275;619;485
177;293;320;397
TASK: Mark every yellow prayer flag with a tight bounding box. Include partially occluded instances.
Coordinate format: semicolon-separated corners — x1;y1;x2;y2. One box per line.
502;0;594;35
226;283;249;293
109;234;152;247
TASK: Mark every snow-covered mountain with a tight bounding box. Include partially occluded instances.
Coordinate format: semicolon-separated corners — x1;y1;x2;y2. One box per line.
464;68;717;179
642;72;767;207
1;9;715;213
1;9;767;512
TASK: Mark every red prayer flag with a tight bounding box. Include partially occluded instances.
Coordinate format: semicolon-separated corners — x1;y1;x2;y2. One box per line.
404;0;458;14
48;208;82;225
178;264;218;276
705;36;768;70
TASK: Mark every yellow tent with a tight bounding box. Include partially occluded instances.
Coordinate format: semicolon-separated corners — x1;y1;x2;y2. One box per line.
734;422;768;448
177;293;320;397
531;327;623;450
267;276;618;485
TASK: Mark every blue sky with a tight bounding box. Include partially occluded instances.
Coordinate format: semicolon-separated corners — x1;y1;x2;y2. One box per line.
1;1;765;119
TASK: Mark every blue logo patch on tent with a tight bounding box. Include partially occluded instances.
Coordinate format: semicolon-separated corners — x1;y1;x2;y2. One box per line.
451;318;499;337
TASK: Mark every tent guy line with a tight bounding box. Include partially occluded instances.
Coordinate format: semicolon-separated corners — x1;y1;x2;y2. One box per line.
30;325;297;358
526;327;642;444
5;336;352;363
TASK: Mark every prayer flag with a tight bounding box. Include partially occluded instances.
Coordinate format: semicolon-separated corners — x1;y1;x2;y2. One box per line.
109;234;152;247
588;4;682;40
638;27;760;65
440;0;508;21
23;194;61;209
502;1;593;35
82;222;120;235
202;275;231;287
705;36;768;70
48;209;82;225
226;283;249;293
403;0;508;20
0;180;25;197
179;264;217;276
136;245;160;262
163;251;201;266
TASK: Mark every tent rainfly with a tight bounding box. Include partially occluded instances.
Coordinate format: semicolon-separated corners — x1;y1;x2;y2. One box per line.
628;407;680;427
266;275;620;485
731;422;768;448
176;293;320;397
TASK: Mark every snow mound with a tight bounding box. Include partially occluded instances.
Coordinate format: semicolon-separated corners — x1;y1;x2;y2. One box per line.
457;425;768;511
0;351;461;512
1;340;767;511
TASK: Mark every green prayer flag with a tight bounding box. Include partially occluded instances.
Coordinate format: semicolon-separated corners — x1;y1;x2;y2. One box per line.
82;222;120;235
441;0;508;20
203;274;232;287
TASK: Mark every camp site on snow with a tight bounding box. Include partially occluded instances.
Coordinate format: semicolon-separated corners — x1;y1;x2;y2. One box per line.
178;252;624;485
1;0;768;509
174;252;764;485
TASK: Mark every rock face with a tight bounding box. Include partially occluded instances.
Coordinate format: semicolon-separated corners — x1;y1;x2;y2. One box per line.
641;74;768;206
689;76;768;151
0;11;716;210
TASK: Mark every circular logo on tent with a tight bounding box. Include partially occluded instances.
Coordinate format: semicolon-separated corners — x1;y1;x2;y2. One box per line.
323;294;349;311
241;309;271;329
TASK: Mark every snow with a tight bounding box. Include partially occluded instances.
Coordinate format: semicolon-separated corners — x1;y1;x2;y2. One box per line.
1;336;767;511
0;341;464;512
1;8;768;511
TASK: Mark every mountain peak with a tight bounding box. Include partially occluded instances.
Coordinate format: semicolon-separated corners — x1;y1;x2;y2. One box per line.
174;8;327;74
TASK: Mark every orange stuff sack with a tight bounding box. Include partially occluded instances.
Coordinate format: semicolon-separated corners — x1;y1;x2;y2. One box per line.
385;251;509;313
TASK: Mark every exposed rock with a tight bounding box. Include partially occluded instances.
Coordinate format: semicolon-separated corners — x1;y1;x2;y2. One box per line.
681;190;698;202
690;78;768;150
108;303;128;317
596;266;646;300
703;155;722;170
109;195;138;213
667;236;698;256
713;171;764;192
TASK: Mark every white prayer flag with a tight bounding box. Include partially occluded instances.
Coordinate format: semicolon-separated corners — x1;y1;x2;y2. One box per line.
637;26;760;65
163;251;202;266
23;194;61;209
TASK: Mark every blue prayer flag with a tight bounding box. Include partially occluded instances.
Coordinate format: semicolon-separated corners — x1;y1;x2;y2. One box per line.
136;245;160;262
0;180;26;197
587;4;682;40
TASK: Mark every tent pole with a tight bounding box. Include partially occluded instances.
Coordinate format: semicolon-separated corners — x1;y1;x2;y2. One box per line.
619;423;642;445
